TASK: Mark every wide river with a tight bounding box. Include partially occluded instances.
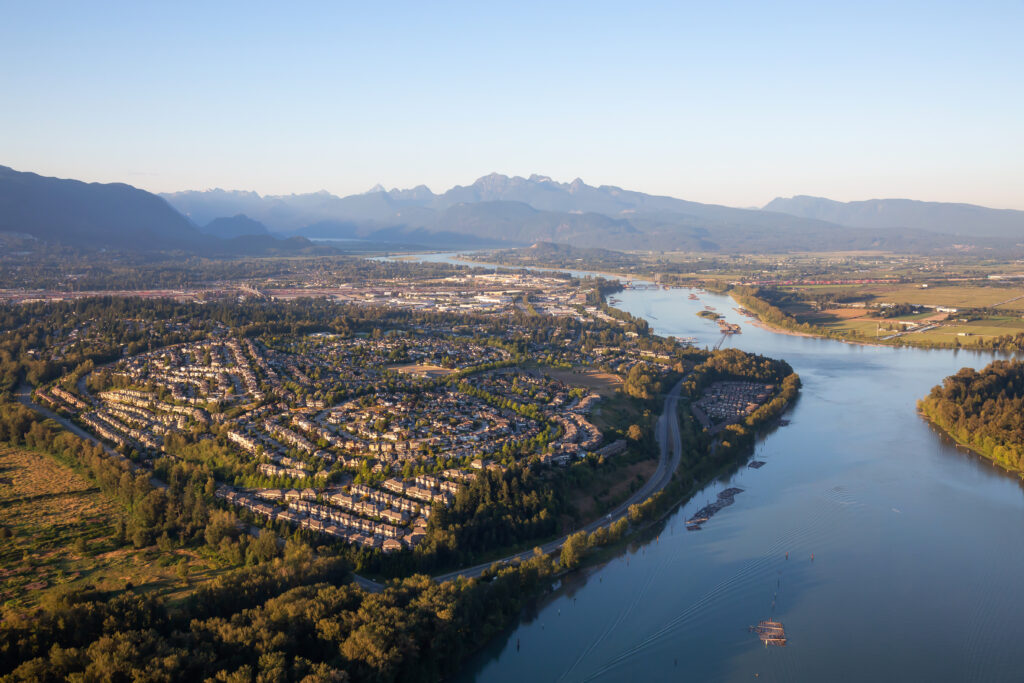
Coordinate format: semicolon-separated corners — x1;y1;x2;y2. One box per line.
393;255;1024;681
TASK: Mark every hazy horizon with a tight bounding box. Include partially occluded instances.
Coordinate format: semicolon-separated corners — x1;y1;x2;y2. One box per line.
7;163;1024;214
2;2;1022;210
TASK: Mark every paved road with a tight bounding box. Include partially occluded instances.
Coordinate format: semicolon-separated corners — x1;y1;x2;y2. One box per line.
879;322;942;341
19;377;686;593
428;377;685;585
15;383;166;488
16;383;122;458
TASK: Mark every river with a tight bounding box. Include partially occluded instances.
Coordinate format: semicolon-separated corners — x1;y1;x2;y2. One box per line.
389;254;1024;681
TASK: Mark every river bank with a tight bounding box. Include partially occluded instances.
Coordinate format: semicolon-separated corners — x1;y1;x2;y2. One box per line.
916;410;1024;479
459;276;1024;683
382;251;1024;683
741;310;893;348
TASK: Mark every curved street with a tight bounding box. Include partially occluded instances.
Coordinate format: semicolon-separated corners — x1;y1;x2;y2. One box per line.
17;376;687;592
430;377;685;584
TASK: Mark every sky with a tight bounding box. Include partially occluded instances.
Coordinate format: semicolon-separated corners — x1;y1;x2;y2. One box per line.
2;1;1022;209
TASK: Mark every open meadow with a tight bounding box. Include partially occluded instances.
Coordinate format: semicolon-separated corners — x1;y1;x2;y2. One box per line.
0;446;218;610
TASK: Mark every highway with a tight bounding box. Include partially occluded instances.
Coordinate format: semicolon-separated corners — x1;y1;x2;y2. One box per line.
429;377;685;585
18;376;687;593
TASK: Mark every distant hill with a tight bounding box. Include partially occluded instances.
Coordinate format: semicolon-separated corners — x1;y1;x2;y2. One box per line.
0;165;342;255
201;214;270;239
498;241;639;268
0;165;207;250
764;195;1024;239
215;234;337;256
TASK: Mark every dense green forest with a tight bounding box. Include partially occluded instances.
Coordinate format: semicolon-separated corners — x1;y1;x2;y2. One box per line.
918;360;1024;472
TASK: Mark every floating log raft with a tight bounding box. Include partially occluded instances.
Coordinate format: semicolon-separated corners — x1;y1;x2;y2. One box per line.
747;460;766;469
685;487;744;529
751;619;787;646
716;319;742;334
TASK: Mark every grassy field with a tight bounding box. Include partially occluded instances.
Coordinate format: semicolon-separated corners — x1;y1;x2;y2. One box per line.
388;362;458;377
535;366;623;398
909;317;1024;346
852;284;1024;311
0;445;218;611
539;368;658;525
564;457;656;524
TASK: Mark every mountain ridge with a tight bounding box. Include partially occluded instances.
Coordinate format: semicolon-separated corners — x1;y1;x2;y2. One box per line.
765;195;1024;238
3;164;1019;254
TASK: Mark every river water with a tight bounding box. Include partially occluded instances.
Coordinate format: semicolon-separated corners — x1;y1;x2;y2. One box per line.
433;272;1024;682
381;254;1024;681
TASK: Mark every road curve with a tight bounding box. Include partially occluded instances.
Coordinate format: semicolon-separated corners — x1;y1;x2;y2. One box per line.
429;377;685;585
18;377;686;593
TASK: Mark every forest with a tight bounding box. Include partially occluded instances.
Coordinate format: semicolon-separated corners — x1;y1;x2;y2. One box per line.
918;360;1024;473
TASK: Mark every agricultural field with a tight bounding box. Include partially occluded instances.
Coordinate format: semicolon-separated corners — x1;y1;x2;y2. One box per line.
758;279;1024;349
856;284;1024;311
908;317;1024;347
0;446;214;610
787;306;1024;348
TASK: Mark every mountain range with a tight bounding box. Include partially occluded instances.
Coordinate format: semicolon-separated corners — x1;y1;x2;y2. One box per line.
163;173;1024;252
763;195;1024;239
2;163;1022;254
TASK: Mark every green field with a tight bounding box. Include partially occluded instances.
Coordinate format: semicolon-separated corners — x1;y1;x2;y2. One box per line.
910;317;1024;346
856;284;1024;311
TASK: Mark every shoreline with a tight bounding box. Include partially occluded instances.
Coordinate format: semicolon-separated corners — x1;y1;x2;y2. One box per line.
918;409;1024;480
727;294;894;349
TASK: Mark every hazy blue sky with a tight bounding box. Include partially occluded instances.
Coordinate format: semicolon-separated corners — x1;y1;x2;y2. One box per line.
2;1;1022;208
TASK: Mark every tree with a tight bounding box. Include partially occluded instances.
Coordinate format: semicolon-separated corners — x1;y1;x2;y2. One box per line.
559;530;589;570
252;529;280;563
